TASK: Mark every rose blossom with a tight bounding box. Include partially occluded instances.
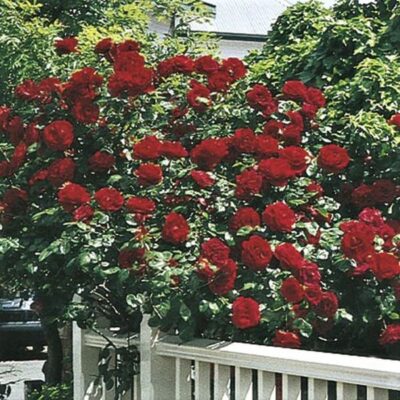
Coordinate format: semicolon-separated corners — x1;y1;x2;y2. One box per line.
379;324;400;346
201;238;230;266
241;235;273;271
94;188;124;212
47;158;76;187
232;297;260;329
126;197;156;215
229;207;260;232
135;163;163;186
280;277;305;303
263;202;296;232
273;330;301;349
43;120;74;151
58;183;90;212
162;212;190;245
317;144;350;174
208;259;237;295
89;151;115;172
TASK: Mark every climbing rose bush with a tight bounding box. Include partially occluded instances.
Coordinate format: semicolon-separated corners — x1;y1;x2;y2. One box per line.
0;38;399;358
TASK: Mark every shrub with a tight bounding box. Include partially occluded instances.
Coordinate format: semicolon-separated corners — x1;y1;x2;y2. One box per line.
0;35;399;363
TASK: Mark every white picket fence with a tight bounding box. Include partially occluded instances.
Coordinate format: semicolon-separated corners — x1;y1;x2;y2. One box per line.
73;316;400;400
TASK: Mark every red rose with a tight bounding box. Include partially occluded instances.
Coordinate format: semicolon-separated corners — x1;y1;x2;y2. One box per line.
10;142;27;171
95;188;124;212
379;324;400;346
208;259;237;295
133;136;162;160
305;87;326;108
24;123;40;145
341;225;375;262
283;111;304;145
235;169;263;200
263;120;284;138
201;238;230;266
301;103;319;119
135;163;163;186
229;207;260;232
280;277;305;303
258;158;294;187
351;184;375;208
304;286;323;306
54;37;78;55
64;67;103;101
255;135;279;158
195;55;220;75
317;144;350;174
232;128;256;153
207;71;232;92
29;169;48;186
306;182;324;198
126;196;156;215
15;80;39;101
5;116;24;145
162;212;190;244
72;99;99;124
221;58;246;81
274;243;305;271
359;208;385;228
272;330;301;349
297;262;321;287
118;248;146;274
58;183;90;212
232;297;260;329
89;151;115;172
241;235;273;271
282;80;308;100
187;81;211;112
161;141;188;159
73;204;94;223
0;161;11;178
47;158;76;187
314;291;339;318
94;38;114;55
196;258;216;281
190;170;215;188
369;253;400;281
158;55;194;77
246;84;273;110
372;179;397;204
280;146;310;175
190;138;228;170
3;188;28;214
388;114;400;129
263;202;296;232
43;120;74;151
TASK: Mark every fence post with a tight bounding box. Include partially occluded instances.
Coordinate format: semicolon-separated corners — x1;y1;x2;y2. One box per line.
139;315;176;400
72;322;85;400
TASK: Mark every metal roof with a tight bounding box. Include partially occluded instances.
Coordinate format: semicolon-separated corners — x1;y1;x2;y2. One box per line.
191;0;296;38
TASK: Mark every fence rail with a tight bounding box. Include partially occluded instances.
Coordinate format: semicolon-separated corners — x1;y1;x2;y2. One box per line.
73;317;400;400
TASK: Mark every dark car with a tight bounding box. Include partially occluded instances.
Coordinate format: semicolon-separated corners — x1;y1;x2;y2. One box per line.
0;298;46;355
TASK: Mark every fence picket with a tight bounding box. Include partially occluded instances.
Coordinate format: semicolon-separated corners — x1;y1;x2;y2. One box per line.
336;382;357;400
214;364;231;400
257;371;276;400
308;378;328;400
195;361;211;400
176;358;192;400
366;386;389;400
282;374;301;400
235;367;253;400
